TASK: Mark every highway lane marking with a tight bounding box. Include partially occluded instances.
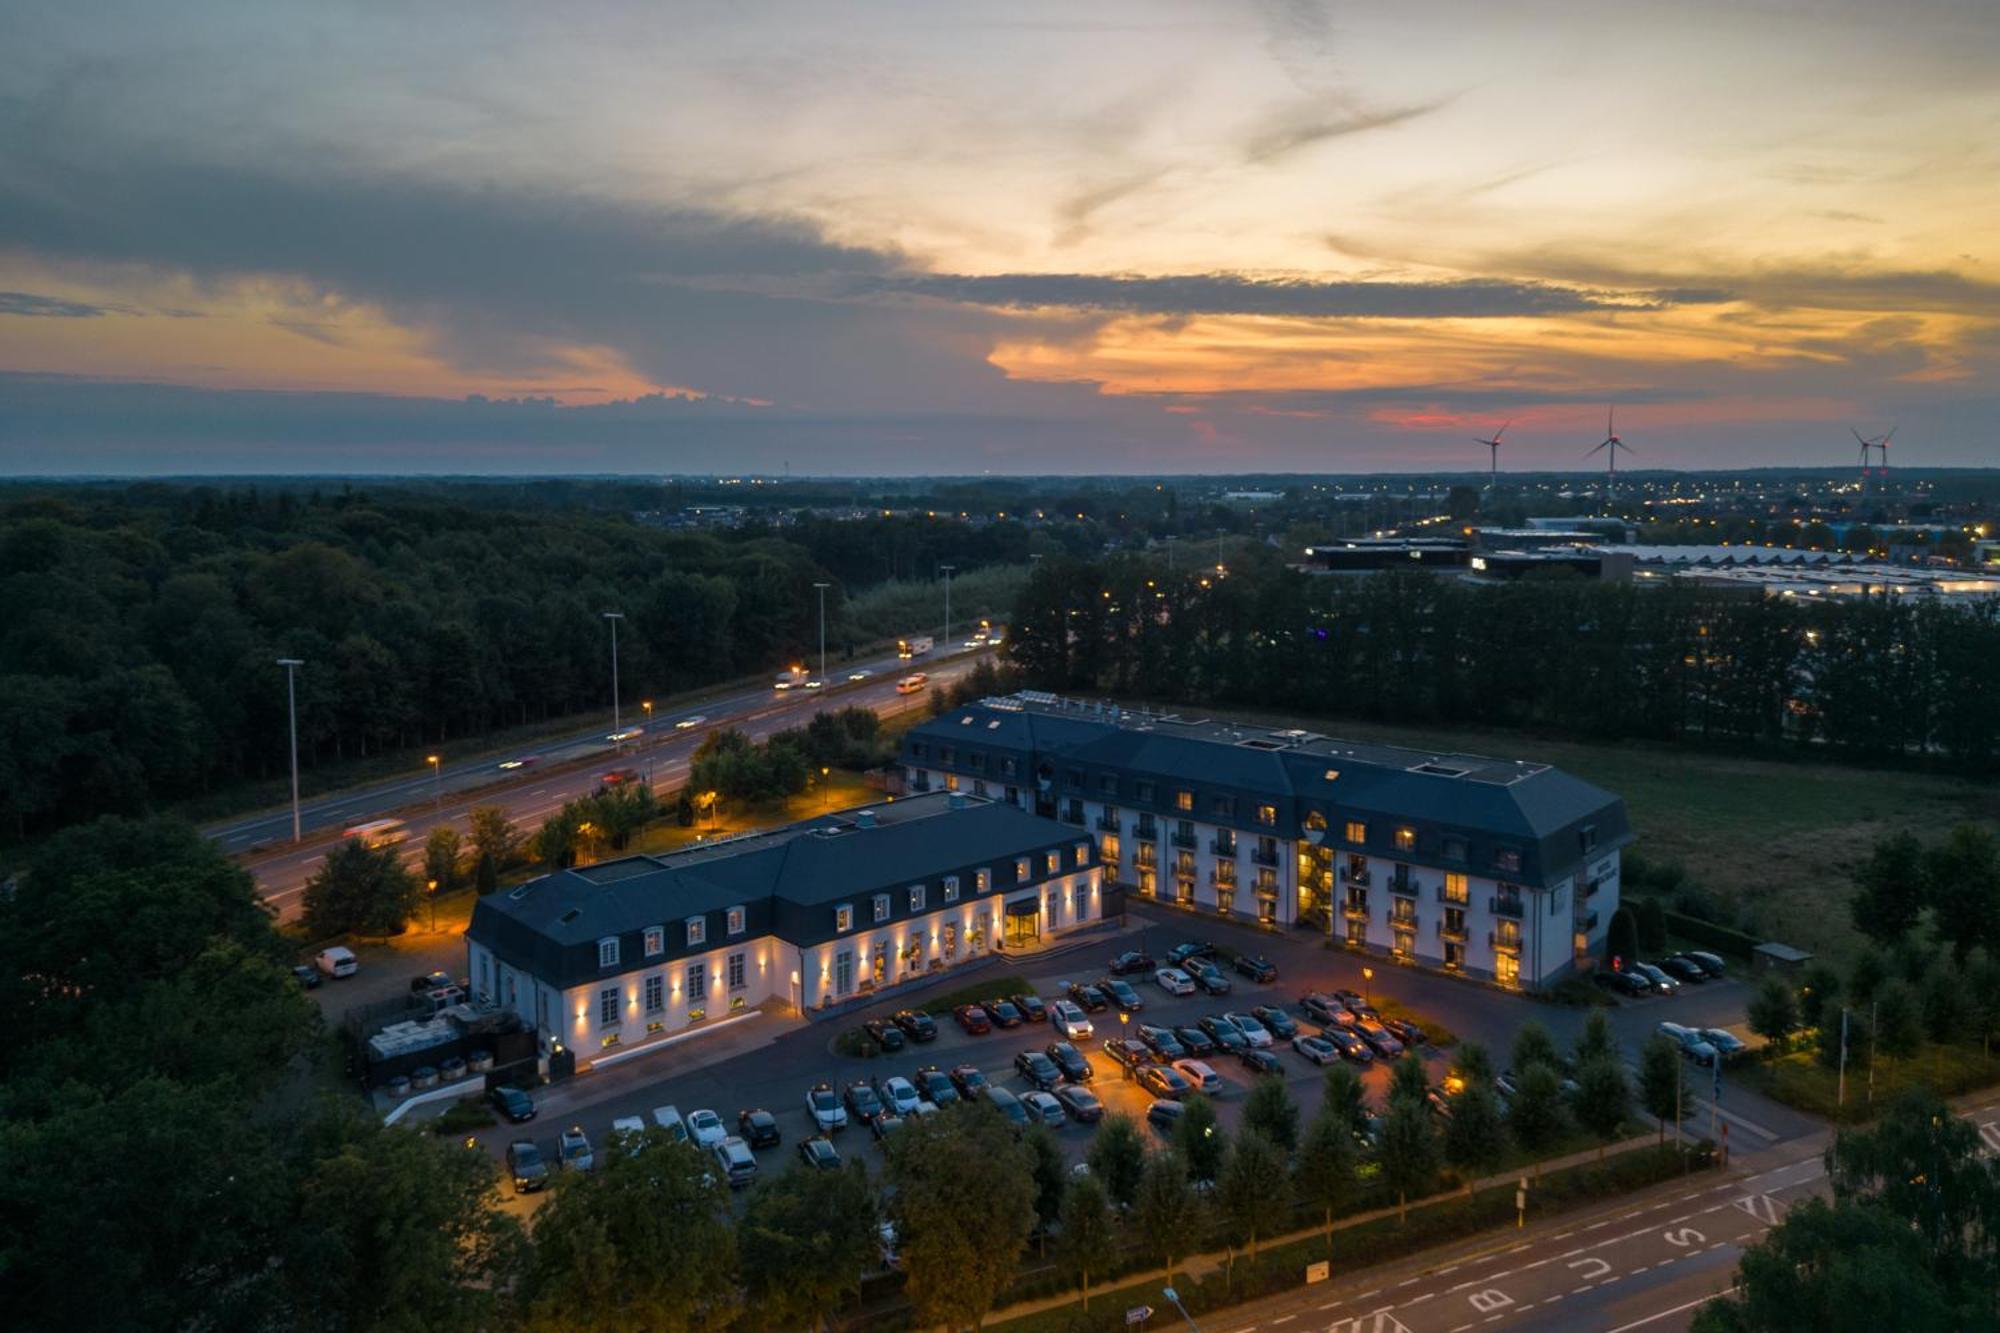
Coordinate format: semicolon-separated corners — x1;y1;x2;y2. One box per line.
1270;1316;1293;1325
1601;1285;1740;1333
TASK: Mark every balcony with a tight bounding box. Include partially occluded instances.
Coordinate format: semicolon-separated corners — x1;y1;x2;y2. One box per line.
1435;886;1470;907
1343;901;1371;923
1251;846;1280;868
1343;867;1373;888
1134;849;1158;871
1135;822;1159;841
1437;920;1469;944
1096;813;1122;833
1489;930;1522;953
1490;896;1524;919
1060;804;1085;826
1210;867;1237;890
1209;836;1237;857
1389;910;1418;930
1390;876;1418;897
1170;829;1199;851
1254;877;1280;899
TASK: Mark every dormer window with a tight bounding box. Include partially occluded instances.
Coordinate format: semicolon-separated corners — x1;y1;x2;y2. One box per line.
643;926;664;957
685;916;706;947
873;893;891;923
598;937;620;968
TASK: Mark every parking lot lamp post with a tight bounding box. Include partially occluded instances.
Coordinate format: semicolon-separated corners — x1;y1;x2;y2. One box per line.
276;657;304;843
602;611;624;734
1362;966;1374;1006
428;754;441;809
642;701;654;782
427;879;438;933
1120;1011;1131;1078
821;766;831;809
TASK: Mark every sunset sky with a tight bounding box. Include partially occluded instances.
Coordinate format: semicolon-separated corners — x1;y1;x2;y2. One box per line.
3;0;1997;473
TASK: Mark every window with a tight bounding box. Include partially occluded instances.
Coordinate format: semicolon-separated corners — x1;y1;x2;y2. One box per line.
1256;804;1276;826
873;893;891;923
975;868;991;894
599;987;620;1027
940;746;955;764
1395;827;1416;852
642;927;664;958
944;771;959;792
1443;873;1469;904
909;883;926;912
1100;775;1118;795
1075;883;1090;920
1135;781;1155;802
910;742;927;759
1580;825;1598;852
834;949;854;995
944;874;960;903
1045;851;1060;876
1016;856;1032;882
726;905;746;936
1495;848;1522;873
835;904;854;932
728;952;746;991
1074;841;1090;866
1214;795;1236;818
1066;768;1084;790
1344;820;1367;844
1443;837;1467;862
686;916;706;947
1002;758;1018;777
686;961;706;1001
597;937;620;969
644;974;664;1014
973;778;989;798
1175;789;1193;812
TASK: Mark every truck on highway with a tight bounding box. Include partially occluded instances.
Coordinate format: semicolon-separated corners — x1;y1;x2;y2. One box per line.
897;636;933;660
342;818;410;849
773;663;808;690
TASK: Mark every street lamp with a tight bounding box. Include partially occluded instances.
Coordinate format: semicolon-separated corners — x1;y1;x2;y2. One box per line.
427;878;438;933
821;765;831;809
813;581;830;684
276;658;305;843
641;701;654;783
1362;966;1374;1006
602;611;625;734
940;563;955;643
428;754;441;810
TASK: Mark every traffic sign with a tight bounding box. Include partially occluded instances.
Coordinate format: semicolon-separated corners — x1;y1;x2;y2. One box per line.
1307;1260;1331;1283
1127;1306;1153;1326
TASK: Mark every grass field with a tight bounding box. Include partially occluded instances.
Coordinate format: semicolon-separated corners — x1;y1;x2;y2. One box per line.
1182;703;2000;963
621;770;886;857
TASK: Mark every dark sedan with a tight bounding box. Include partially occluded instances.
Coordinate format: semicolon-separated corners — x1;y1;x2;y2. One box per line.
1065;982;1110;1013
1099;978;1145;1013
1015;1050;1064;1091
950;1063;990;1099
1136;1063;1193;1100
1233;954;1279;983
1175;1026;1217;1057
1594;968;1654;997
737;1108;781;1149
862;1018;907;1052
1237;1046;1285;1077
1198;1015;1248;1052
1102;1037;1150;1071
893;1009;938;1042
1015;994;1048;1024
488;1085;536;1123
797;1136;842;1170
1055;1084;1105;1123
506;1139;549;1194
954;1004;993;1035
1137;1024;1187;1060
844;1080;885;1123
1108;949;1157;977
916;1065;960;1106
1659;956;1708;984
1251;1005;1299;1039
1165;941;1215;966
986;998;1026;1028
1046;1040;1092;1083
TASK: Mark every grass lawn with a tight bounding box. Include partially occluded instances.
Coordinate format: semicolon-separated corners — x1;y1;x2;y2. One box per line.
1740;1042;2000;1124
1184;703;2000;964
619;770;885;857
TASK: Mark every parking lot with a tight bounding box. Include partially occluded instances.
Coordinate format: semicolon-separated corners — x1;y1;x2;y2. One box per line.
460;902;1808;1207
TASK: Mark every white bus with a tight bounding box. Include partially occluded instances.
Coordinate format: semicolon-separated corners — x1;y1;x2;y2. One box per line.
895;673;929;695
342;818;410;849
897;636;933;660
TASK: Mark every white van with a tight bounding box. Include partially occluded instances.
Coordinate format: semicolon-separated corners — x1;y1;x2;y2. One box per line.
895;673;929;695
314;946;358;979
650;1105;688;1143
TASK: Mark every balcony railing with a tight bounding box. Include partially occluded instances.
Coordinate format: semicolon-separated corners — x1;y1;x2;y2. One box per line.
1096;813;1122;833
1251;846;1280;867
1437;920;1469;943
1390;876;1418;897
1210;867;1237;889
1061;805;1085;826
1134;849;1158;870
1490;897;1524;919
1135;822;1159;841
1343;867;1373;887
1343;901;1371;922
1436;886;1470;907
1254;878;1280;899
1209;837;1237;857
1489;930;1522;953
1170;830;1199;850
1390;910;1418;929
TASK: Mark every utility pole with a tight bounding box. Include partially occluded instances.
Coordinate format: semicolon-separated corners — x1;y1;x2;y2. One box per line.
276;658;304;843
940;564;955;643
813;581;830;683
602;611;624;734
1867;1000;1878;1107
1837;1007;1849;1108
428;753;441;810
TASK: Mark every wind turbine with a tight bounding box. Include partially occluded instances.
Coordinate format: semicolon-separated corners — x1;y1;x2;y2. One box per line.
1585;407;1633;505
1474;421;1510;490
1851;426;1894;481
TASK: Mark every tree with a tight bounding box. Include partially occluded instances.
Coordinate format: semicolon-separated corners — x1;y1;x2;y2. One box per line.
1455;1040;1496;1088
1376;1095;1438;1222
1638;1034;1691;1144
1023;1124;1069;1253
1872;977;1922;1056
1923;825;2000;963
1294;1106;1359;1253
1572;1059;1631;1162
1442;1082;1505;1195
1747;974;1801;1051
532;808;579;869
301;838;421;937
1133;1150;1206;1285
1848;830;1927;946
1173;1093;1226;1184
474;850;498;896
884;1100;1035;1331
1847;947;1888;1007
423;824;463;895
1056;1174;1115;1311
739;1158;879;1332
1321;1064;1369;1139
1607;906;1640;967
1388;1051;1429;1106
1507;1063;1567;1175
1692;1197;1956;1333
1636;896;1669;953
1217;1131;1292;1268
1087;1113;1146;1210
1798;961;1842;1031
1965;952;2000;1054
1510;1021;1561;1077
1243;1076;1300;1153
467;805;521;869
519;1138;738;1332
1573;1009;1618;1068
1919;959;1968;1043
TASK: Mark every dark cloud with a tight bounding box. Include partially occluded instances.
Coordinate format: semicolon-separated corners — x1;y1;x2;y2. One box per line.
0;290;118;317
861;272;1731;319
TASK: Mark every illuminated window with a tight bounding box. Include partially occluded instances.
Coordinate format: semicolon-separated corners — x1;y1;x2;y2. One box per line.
1175;789;1193;812
1017;857;1032;881
726;906;746;936
909;883;926;912
835;904;854;932
944;874;960;903
1074;842;1090;865
685;916;706;947
1443;873;1469;904
1045;851;1060;876
1395;827;1416;852
873;893;891;923
1345;821;1367;844
975;869;991;894
1256;804;1277;826
642;927;663;958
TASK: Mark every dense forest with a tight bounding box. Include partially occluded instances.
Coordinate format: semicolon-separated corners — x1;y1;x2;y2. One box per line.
0;484;1037;841
1008;558;2000;771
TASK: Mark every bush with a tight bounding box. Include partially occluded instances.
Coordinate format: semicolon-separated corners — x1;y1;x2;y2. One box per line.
834;1028;880;1059
430;1098;497;1136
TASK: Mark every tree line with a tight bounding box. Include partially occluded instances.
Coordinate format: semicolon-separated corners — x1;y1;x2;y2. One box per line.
1006;558;2000;771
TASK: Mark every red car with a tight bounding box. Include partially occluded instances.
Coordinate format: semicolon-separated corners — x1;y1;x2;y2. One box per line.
954;1004;992;1035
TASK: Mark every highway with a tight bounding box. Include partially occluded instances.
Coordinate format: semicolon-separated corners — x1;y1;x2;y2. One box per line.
226;644;992;920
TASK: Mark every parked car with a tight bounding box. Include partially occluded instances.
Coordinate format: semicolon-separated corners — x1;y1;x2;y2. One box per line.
1595;968;1654;997
1055;1084;1105;1123
893;1009;938;1042
876;1075;922;1117
1198;1015;1248;1052
1251;1004;1298;1039
1065;982;1110;1012
557;1126;595;1173
844;1080;885;1123
1187;960;1233;996
986;997;1026;1028
1046;1040;1092;1083
1137;1024;1187;1060
288;963;322;990
1102;1037;1150;1072
1136;1063;1193;1100
863;1017;908;1052
1109;949;1157;976
713;1136;758;1188
987;1086;1031;1129
1154;967;1198;996
1221;1012;1274;1048
870;1112;906;1142
916;1065;960;1106
1354;1018;1404;1059
797;1136;842;1170
737;1107;782;1149
409;970;454;993
1166;941;1215;966
1175;1025;1218;1057
1299;992;1348;1026
1022;1090;1067;1126
488;1085;536;1123
954;1004;993;1035
1331;989;1367;1013
1233;954;1279;983
1323;1026;1374;1063
1051;1000;1095;1040
313;946;358;979
1383;1017;1427;1048
1015;1050;1064;1091
687;1108;728;1148
1099;978;1145;1012
1148;1099;1187;1134
1292;1034;1340;1065
1701;1028;1749;1058
650;1105;687;1141
1658;956;1709;985
506;1139;549;1194
1237;1046;1285;1077
949;1063;991;1099
1015;994;1048;1024
1682;951;1729;978
609;1115;647;1152
1659;1022;1719;1065
1172;1059;1224;1094
805;1082;849;1132
1631;962;1681;995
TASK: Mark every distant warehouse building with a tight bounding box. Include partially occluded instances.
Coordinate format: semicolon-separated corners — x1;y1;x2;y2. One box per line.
901;694;1630;991
465;792;1101;1064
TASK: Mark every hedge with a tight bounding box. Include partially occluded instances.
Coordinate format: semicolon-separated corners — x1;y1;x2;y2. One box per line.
1663;910;1759;962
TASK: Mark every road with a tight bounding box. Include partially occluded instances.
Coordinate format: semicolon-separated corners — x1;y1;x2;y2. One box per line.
231;644;991;919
